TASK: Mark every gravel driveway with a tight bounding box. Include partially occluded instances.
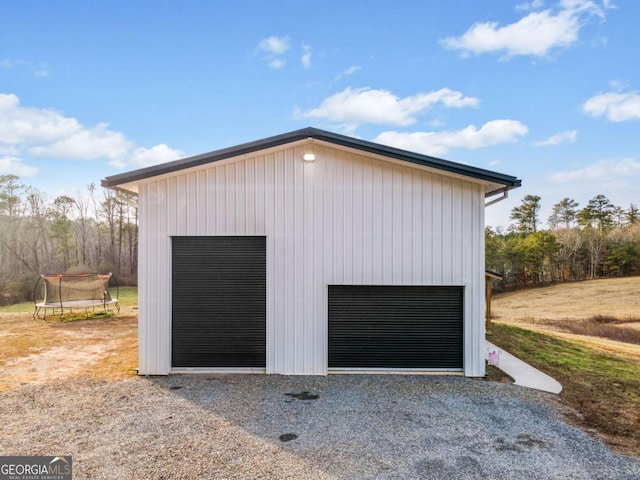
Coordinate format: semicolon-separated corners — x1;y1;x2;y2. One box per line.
1;374;639;479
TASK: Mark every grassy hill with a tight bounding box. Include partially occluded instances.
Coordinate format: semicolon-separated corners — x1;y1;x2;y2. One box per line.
493;276;640;323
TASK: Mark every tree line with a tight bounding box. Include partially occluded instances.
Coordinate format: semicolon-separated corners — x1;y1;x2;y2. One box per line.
487;194;640;291
0;175;138;305
3;172;639;303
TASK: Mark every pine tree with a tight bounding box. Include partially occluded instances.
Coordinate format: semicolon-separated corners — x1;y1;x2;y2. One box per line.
510;195;541;234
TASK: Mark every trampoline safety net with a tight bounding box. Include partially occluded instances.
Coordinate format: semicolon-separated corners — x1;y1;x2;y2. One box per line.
34;273;120;319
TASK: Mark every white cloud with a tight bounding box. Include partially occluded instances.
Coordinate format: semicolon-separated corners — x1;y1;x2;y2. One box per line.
373;120;529;156
549;158;640;182
1;58;50;77
334;66;362;80
28;123;132;161
533;129;578;146
582;90;640;121
441;0;610;59
0;156;39;176
0;92;182;170
129;144;184;168
33;67;50;77
268;58;286;69
300;87;479;127
0;93;81;147
258;36;290;55
608;79;627;91
0;93;18;109
516;0;546;11
257;36;312;70
257;36;291;68
301;45;311;68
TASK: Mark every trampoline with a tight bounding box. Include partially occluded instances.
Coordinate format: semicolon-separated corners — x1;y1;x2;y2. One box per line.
33;273;120;319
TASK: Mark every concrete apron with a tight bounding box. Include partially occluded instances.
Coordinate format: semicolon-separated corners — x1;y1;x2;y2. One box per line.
486;341;563;394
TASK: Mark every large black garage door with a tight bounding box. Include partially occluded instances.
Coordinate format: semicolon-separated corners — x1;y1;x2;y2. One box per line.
328;285;463;369
172;236;266;368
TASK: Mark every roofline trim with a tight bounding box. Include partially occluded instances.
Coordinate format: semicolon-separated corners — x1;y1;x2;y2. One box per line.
101;127;521;189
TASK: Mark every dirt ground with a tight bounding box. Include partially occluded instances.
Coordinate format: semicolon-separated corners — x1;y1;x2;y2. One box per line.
0;308;137;392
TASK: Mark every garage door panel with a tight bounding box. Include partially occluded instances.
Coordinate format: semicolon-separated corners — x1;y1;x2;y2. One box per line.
172;236;266;368
328;285;463;369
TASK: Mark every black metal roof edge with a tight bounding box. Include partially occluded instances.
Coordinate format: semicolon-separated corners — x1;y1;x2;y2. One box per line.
306;128;522;187
101;127;521;189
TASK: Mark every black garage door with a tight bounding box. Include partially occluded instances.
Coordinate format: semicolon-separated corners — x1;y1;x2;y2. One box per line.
172;236;266;368
328;285;463;369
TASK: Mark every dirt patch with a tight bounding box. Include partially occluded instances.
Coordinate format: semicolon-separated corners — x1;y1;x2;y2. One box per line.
0;312;137;392
3;342;119;385
483;365;514;383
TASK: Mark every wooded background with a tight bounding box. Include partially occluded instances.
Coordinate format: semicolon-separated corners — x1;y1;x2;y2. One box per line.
487;194;640;291
0;175;137;304
1;174;638;304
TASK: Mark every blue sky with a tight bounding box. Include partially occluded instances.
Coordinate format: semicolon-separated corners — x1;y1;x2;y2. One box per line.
1;0;639;228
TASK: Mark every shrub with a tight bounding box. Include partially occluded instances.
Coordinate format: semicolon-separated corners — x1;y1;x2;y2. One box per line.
551;317;640;345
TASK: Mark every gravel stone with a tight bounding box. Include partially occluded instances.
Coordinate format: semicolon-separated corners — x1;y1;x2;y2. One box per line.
1;374;638;479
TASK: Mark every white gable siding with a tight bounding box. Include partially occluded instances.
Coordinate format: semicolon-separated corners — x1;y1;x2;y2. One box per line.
137;143;486;376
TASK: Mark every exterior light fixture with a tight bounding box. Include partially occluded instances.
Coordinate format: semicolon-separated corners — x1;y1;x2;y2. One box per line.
303;136;316;162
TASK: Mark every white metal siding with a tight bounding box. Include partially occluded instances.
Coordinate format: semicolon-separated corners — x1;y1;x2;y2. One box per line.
137;143;486;376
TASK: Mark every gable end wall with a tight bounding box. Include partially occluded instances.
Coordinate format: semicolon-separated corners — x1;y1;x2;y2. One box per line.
137;144;486;375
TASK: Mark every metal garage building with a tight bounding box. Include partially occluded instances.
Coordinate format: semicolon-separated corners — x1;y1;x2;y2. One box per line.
102;127;520;377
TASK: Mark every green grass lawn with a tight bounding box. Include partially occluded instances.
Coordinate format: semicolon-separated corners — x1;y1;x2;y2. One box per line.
491;323;640;457
0;286;138;313
112;286;138;307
